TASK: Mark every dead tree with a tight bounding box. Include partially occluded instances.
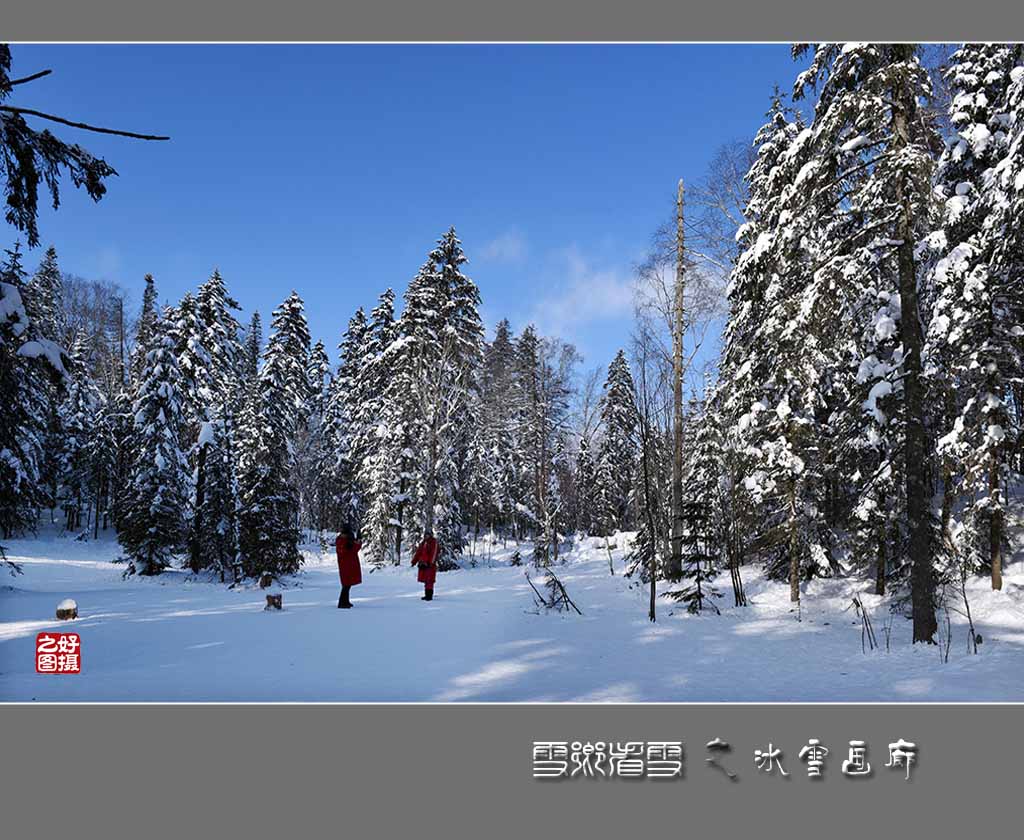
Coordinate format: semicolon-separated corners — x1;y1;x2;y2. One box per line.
669;180;686;581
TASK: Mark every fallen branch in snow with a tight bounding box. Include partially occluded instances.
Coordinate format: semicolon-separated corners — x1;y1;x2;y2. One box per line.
525;570;583;615
524;571;546;605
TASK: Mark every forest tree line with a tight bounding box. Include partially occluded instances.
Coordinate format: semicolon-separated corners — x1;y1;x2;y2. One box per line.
0;229;618;582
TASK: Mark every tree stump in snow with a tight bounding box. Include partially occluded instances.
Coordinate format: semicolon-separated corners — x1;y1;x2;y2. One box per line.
259;573;273;589
56;599;78;620
265;593;282;611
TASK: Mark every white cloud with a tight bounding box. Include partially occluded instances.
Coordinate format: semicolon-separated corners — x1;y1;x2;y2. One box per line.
530;246;634;338
478;230;527;264
94;245;123;279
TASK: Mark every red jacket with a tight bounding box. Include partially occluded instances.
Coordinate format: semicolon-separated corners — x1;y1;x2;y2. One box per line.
412;537;438;586
336;536;363;587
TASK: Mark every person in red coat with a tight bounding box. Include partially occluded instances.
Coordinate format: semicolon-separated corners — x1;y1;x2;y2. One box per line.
411;530;438;601
336;525;362;609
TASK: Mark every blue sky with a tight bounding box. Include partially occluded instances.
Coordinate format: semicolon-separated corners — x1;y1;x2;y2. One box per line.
9;44;803;372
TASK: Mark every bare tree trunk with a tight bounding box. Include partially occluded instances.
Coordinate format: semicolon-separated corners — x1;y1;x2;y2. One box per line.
552;515;559;565
940;385;956;540
990;459;1003;590
669;179;685;581
190;441;206;574
394;440;409;565
729;523;747;607
93;481;101;540
892;63;936;644
636;382;659;623
1014;384;1024;474
788;481;800;603
875;526;886;596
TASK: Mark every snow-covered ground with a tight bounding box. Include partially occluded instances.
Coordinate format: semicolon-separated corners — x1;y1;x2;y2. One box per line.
2;526;1024;702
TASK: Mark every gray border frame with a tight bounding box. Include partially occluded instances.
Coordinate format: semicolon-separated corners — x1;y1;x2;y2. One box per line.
3;4;1024;833
2;0;1023;41
2;702;1019;837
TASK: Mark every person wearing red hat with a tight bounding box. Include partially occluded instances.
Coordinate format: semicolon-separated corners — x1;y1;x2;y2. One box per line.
335;524;362;608
411;530;438;601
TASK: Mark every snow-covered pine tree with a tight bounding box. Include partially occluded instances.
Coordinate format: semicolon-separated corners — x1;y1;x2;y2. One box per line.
356;289;400;564
715;91;810;595
100;327;130;534
168;291;210;440
479;319;520;534
927;44;1024;591
87;389;118;537
236;382;301;579
236;291;310;579
327;307;370;528
56;335;101;532
513;325;543;539
108;383;136;535
25;246;66;342
515;331;578;565
726;81;846;602
667;398;723;613
197;269;244;409
433;227;485;375
270;291;313;431
699;385;748;605
458;418;493;559
990;56;1024;495
183;270;246;572
129;274;159;387
536;448;568;565
573;434;597;535
791;43;942;641
198;270;242;373
591;451;620;538
593;349;638;535
117;311;188;575
430;228;485;566
295;337;331;536
378;328;419;564
27;246;67;519
241;311;262;383
846;279;906;596
0;242;67;543
306;340;330;421
387;231;484;570
195;408;241;581
670;500;722;615
167;291;216;572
